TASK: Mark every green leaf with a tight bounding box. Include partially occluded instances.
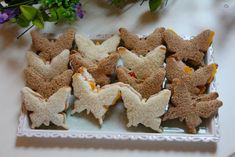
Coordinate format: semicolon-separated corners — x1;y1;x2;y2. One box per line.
32;12;44;29
10;18;17;23
149;0;162;12
20;5;37;21
112;0;122;5
56;6;66;21
48;8;58;22
40;10;50;21
16;14;30;27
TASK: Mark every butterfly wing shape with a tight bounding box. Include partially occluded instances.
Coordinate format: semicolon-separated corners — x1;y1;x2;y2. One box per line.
70;53;96;72
95;53;119;74
31;28;75;61
46;87;71;129
163;29;186;53
121;86;171;132
21;87;71;129
186;63;217;94
162;78;193;121
118;47;144;70
72;69;121;125
191;64;217;86
166;57;191;82
31;30;52;55
192;30;215;52
119;45;166;79
22;87;45;112
75;34;120;61
119;27;165;55
116;67;138;87
119;28;140;51
166;57;217;94
140;89;171;132
164;29;214;66
100;35;121;52
27;49;70;79
192;92;218;101
70;53;119;86
117;67;165;98
162;79;198;133
163;79;222;133
195;100;222;119
24;68;73;98
186;93;222;134
89;53;119;86
54;28;76;52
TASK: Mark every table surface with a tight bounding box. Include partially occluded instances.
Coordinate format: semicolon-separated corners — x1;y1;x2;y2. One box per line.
0;0;235;157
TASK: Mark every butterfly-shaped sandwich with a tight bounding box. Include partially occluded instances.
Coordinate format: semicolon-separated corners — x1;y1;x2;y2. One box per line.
166;57;217;95
70;51;119;86
163;29;215;66
118;45;166;79
31;28;75;61
24;67;73;98
117;67;166;99
21;87;71;129
75;34;120;61
120;85;171;132
163;79;222;134
119;27;165;55
26;49;70;80
71;67;121;125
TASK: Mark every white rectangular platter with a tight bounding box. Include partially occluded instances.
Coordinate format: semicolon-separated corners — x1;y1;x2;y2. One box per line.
17;35;220;142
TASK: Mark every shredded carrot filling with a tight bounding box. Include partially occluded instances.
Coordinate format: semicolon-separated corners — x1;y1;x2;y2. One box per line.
183;66;193;74
95;41;101;45
207;31;215;47
79;67;85;73
88;81;97;91
207;64;217;83
198;86;207;94
112;91;121;105
160;47;166;51
118;47;126;54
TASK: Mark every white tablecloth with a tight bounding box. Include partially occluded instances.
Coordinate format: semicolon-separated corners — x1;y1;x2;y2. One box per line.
0;0;235;157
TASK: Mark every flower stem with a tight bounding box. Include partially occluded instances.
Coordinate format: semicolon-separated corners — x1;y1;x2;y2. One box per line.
140;0;147;6
3;0;36;9
17;24;34;39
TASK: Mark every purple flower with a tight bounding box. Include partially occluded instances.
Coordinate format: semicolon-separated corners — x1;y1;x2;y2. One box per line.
0;13;8;24
0;9;18;24
75;3;85;19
